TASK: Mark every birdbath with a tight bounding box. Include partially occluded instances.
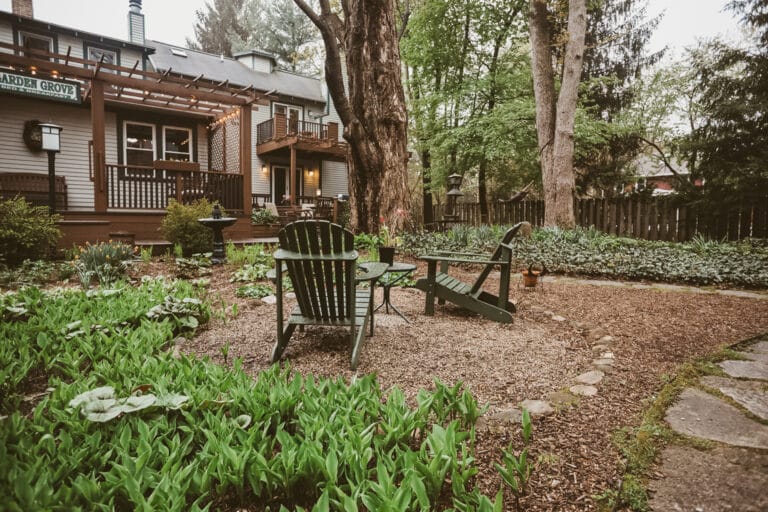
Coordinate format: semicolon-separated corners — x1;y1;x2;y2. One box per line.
197;204;237;264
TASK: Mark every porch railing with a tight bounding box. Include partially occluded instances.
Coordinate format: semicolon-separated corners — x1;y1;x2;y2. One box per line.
106;164;244;213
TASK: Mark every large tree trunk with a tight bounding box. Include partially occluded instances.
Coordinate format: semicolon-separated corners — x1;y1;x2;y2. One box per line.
529;0;587;228
294;0;409;233
421;149;434;225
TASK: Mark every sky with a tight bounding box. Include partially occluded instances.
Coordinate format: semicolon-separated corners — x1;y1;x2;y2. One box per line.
0;0;744;52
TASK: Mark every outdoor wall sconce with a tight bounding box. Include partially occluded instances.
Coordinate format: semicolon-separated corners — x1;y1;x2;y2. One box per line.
261;164;268;174
38;122;63;214
316;189;322;197
308;169;314;177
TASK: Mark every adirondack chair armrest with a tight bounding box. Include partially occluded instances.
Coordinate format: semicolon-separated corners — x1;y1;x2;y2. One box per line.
430;250;494;258
418;254;508;266
274;248;358;261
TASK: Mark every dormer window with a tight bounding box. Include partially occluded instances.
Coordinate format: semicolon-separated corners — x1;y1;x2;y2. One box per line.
86;46;119;74
18;31;53;60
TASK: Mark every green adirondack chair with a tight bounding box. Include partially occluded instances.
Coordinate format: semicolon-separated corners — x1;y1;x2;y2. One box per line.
271;220;387;369
414;223;523;323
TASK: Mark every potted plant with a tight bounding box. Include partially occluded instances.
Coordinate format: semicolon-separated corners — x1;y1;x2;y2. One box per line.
378;210;407;265
251;208;281;237
521;262;547;288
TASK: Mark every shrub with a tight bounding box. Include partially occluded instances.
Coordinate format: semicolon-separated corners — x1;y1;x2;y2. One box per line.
251;208;279;225
0;197;61;266
160;199;221;256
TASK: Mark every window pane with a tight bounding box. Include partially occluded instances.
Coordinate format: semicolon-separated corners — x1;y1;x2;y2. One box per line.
21;34;51;59
126;124;153;150
164;128;191;161
87;47;117;73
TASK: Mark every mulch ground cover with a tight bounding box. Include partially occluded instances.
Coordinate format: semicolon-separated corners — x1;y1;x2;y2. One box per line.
136;256;768;511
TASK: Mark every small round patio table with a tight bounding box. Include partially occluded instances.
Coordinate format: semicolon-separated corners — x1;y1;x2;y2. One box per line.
374;262;417;322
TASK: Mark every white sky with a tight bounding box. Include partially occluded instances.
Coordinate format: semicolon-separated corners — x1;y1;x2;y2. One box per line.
0;0;743;51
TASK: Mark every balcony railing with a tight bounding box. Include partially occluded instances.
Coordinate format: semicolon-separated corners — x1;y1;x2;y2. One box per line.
106;164;244;212
256;115;339;144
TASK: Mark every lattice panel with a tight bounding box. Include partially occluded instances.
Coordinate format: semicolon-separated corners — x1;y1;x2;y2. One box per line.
208;114;241;173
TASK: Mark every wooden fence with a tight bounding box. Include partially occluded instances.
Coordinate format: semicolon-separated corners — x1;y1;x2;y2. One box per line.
433;197;768;241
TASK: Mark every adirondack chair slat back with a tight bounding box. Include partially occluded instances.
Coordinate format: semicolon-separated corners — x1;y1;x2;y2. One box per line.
470;222;523;294
278;220;356;321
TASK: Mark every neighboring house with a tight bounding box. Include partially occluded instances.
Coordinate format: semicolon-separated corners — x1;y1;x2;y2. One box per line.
624;154;700;196
0;0;348;246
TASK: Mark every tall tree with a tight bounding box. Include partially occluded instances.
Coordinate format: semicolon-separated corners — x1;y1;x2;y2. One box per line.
186;0;251;57
529;0;588;227
294;0;410;232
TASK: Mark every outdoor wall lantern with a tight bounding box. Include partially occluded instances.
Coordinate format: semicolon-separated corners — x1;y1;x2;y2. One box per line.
38;122;63;214
261;164;268;174
315;189;322;197
446;173;464;196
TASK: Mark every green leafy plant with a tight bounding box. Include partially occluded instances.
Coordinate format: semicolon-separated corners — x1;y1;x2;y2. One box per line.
495;408;534;510
251;208;279;225
0;197;61;266
145;295;210;331
235;283;273;299
74;241;136;288
0;259;57;289
230;263;270;283
174;254;212;279
161;199;222;256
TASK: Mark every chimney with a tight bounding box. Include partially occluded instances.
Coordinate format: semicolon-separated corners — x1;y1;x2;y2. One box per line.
12;0;34;18
127;0;145;45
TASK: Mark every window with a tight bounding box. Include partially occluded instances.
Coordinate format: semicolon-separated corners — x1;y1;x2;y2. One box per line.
86;46;118;73
274;103;302;121
163;127;193;162
19;31;53;59
124;122;155;167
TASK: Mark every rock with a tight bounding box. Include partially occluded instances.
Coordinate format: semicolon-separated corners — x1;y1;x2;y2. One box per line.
543;310;555;317
594;364;614;374
548;391;578;406
587;327;608;341
591;344;610;353
551;315;566;322
737;351;768;363
519;399;554;416
575;370;604;385
570;385;598;397
665;388;768;449
750;341;768;354
285;292;296;299
719;360;768;381
597;335;615;345
600;352;615;359
170;345;181;359
261;295;277;305
593;358;614;366
700;376;768;421
573;322;589;330
487;408;523;424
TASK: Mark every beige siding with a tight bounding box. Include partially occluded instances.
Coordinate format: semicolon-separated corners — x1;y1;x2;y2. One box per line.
0;20;13;49
57;34;84;59
120;48;144;68
252;105;271;196
0;96;96;210
322;160;347;198
196;121;208;172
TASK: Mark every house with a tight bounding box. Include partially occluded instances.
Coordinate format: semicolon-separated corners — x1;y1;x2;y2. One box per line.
624;154;701;196
0;0;348;247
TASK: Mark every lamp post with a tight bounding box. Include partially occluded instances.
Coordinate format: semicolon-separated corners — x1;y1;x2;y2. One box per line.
446;173;464;219
39;123;63;214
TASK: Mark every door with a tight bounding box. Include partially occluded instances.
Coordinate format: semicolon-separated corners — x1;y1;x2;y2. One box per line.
273;166;288;203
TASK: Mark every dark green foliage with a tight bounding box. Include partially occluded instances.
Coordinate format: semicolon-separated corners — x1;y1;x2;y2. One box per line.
0;197;61;266
0;259;58;289
680;0;768;206
250;208;279;225
400;226;768;288
160;199;220;257
186;0;250;56
1;281;494;510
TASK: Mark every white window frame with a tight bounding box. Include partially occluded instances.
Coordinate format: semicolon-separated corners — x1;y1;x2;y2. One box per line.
123;121;156;168
86;46;118;73
273;102;303;122
162;125;194;162
18;31;53;59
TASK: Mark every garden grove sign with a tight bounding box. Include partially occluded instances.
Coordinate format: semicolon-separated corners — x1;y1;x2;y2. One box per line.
0;71;81;104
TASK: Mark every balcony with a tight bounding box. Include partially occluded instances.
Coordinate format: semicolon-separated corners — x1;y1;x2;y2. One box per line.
256;113;347;161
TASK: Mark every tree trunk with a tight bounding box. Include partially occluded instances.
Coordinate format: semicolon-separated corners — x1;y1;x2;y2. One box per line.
421;149;434;225
529;0;587;228
294;0;409;233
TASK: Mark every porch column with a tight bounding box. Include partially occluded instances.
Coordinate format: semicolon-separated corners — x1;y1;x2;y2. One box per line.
240;105;252;216
91;80;107;212
290;145;297;205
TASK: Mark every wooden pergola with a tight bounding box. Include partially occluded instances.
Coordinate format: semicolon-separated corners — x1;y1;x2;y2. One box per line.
0;41;271;215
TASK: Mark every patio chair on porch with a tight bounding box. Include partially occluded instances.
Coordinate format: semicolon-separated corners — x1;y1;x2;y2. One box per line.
271;220;387;369
414;223;523;323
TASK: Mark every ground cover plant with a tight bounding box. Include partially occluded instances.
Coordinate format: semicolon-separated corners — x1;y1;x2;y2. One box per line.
0;273;531;510
400;225;768;288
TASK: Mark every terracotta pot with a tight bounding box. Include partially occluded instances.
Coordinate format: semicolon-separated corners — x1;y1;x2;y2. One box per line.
379;246;396;265
521;270;541;288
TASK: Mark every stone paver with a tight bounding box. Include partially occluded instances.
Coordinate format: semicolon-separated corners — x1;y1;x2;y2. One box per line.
261;295;277;305
751;341;768;354
665;388;768;449
700;376;768;421
548;391;578;406
575;370;604;385
519;399;554;416
569;384;598;397
736;351;768;363
719;360;768;380
592;358;614;366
